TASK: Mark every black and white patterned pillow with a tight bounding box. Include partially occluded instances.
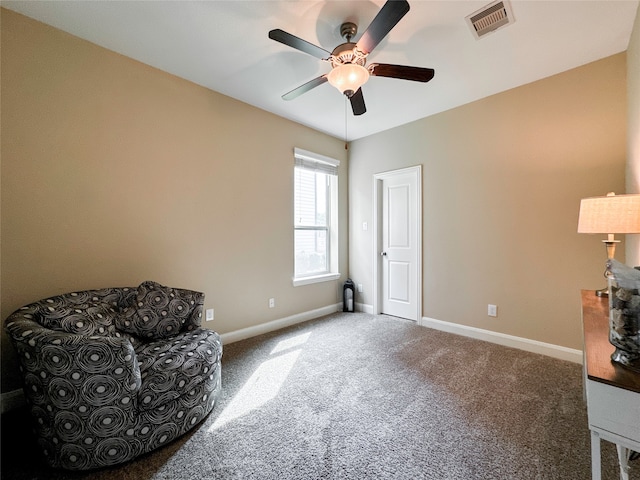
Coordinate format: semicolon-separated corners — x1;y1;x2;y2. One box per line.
39;301;119;337
116;281;193;340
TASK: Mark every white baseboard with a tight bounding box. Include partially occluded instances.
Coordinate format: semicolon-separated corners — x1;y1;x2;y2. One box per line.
354;305;580;363
356;302;374;314
220;303;341;345
419;316;583;364
1;389;25;414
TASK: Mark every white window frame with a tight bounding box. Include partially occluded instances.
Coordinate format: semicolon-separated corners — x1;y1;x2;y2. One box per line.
293;148;340;287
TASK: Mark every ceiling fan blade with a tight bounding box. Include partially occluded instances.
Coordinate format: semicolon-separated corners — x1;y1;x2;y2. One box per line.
349;88;366;116
269;29;331;60
355;0;410;55
369;63;435;83
282;75;328;101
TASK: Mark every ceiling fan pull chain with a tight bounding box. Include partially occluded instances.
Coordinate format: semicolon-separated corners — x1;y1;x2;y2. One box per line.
344;98;348;150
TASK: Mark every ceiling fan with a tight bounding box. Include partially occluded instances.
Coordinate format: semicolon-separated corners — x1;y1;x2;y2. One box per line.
268;0;435;116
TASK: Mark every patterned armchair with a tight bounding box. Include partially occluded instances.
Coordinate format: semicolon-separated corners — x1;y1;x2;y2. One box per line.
4;281;222;470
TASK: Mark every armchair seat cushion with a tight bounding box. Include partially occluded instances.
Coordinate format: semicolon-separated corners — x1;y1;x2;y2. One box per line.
136;328;222;412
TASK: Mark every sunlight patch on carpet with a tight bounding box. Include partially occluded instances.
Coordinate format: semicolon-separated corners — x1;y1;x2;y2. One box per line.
209;333;310;430
270;332;311;354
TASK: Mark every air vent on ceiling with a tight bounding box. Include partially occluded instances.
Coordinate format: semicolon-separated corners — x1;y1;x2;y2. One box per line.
465;0;515;39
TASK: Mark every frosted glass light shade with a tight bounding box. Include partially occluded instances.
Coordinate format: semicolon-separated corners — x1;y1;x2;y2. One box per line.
578;194;640;234
327;64;369;96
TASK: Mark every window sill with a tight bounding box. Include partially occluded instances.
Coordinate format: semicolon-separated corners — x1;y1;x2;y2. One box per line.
292;272;341;287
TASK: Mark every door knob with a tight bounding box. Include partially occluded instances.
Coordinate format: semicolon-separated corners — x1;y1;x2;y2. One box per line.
380;252;387;256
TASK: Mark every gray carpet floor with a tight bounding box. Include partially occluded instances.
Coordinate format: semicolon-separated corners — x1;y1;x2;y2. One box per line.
1;312;637;479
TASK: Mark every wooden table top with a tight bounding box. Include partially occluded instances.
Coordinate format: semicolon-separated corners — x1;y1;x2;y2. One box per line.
582;290;640;394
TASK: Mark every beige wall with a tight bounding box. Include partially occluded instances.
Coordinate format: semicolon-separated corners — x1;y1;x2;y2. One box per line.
348;53;627;351
0;9;348;392
627;5;640;266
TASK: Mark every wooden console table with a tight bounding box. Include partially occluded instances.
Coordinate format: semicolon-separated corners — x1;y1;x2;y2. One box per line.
581;290;640;480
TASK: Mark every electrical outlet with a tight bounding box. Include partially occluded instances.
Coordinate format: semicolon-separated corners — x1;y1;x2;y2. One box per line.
488;304;497;317
206;308;214;321
269;298;275;308
357;283;363;293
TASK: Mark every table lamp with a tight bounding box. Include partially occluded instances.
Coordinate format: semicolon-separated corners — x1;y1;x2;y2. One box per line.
577;192;640;296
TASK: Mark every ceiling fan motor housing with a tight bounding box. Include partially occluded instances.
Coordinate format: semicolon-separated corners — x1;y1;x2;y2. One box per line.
331;42;367;67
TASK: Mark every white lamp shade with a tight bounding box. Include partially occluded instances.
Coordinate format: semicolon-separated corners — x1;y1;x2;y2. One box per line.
327;64;369;95
578;194;640;234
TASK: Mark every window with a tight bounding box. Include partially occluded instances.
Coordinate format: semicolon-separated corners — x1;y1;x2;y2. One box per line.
293;148;340;286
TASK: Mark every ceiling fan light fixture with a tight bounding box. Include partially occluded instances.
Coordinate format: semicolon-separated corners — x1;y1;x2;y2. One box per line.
327;64;369;97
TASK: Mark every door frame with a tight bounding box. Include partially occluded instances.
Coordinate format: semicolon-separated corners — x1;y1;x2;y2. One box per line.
372;165;422;321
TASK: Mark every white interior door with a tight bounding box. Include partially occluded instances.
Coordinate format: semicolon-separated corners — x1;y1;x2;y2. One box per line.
375;166;421;321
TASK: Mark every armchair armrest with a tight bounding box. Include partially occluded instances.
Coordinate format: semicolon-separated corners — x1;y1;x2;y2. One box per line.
6;312;141;414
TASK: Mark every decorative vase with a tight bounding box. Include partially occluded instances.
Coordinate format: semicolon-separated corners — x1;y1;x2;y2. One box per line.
608;275;640;372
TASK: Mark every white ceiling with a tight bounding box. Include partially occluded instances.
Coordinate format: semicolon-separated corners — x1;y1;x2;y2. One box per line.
3;0;638;141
